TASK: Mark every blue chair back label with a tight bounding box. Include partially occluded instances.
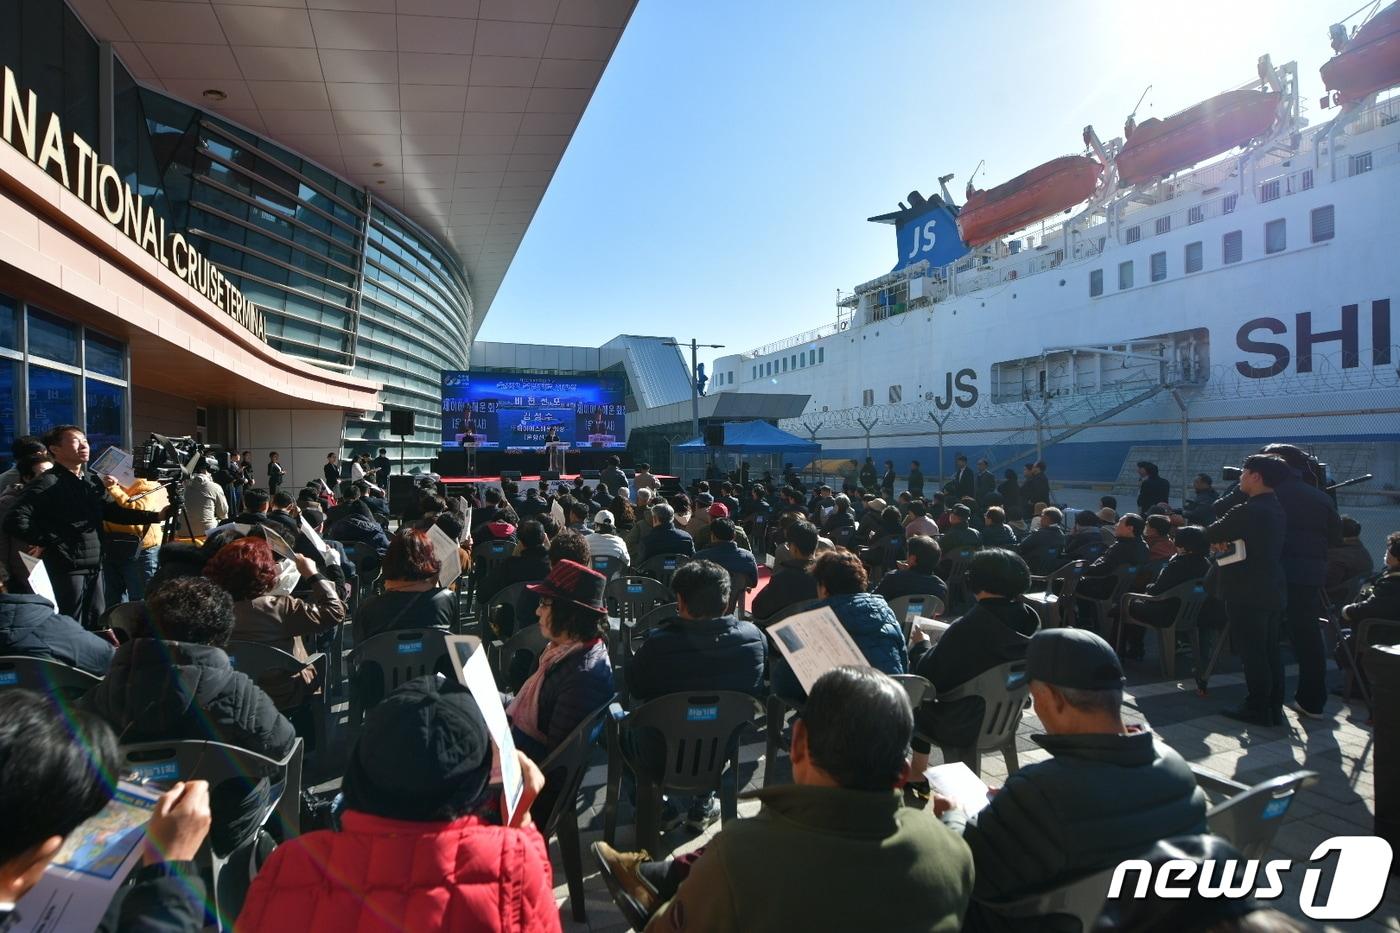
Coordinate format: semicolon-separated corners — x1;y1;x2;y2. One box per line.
0;671;16;685
664;558;677;569
687;705;719;721
593;557;608;568
627;583;643;594
1262;796;1291;820
397;640;423;654
131;760;180;783
907;599;924;619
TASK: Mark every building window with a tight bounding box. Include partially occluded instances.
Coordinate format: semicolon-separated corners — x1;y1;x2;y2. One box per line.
84;331;126;379
0;359;18;458
1188;205;1204;225
1089;269;1103;297
1223;230;1242;264
1301;169;1314;190
782;358;787;372
862;388;874;407
0;295;16;350
1155;216;1171;236
1223;193;1238;214
28;366;77;434
1150;251;1167;282
1185;241;1203;273
1260;179;1280;202
1118;260;1133;290
1125;225;1141;244
790;354;797;370
1311;205;1335;242
85;380;125;457
888;385;902;403
818;347;824;363
1349;151;1372;176
1265;219;1286;254
27;308;78;366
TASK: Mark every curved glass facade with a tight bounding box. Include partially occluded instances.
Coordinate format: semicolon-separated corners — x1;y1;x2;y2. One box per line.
3;0;474;470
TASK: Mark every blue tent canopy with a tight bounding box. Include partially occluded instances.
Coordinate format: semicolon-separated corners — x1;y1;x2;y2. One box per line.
676;421;820;454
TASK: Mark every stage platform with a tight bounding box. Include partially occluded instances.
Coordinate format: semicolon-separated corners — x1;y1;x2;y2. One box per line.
430;473;674;491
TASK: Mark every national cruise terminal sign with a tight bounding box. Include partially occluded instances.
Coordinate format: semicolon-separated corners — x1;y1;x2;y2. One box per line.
2;66;266;342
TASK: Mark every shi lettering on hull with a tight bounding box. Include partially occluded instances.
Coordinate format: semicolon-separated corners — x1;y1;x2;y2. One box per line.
1235;300;1392;378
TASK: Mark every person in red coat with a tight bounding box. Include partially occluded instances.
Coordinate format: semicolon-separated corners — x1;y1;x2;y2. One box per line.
237;676;558;933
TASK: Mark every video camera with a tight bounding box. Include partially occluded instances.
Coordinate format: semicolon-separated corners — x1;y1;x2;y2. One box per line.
134;434;212;485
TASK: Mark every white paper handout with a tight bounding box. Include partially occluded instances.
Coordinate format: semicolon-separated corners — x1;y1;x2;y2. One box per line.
427;524;463;588
912;617;951;646
90;446;136;488
299;515;332;563
925;762;994;814
11;781;161;933
766;605;868;694
448;639;525;824
267;558;300;597
19;551;58;609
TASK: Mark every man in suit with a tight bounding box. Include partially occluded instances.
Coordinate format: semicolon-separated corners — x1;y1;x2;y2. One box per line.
1205;454;1290;726
874;534;948;606
1137;461;1171;514
323;452;340;492
1017;507;1067;575
974;459;996;506
372;448;392;487
950;455;975;501
906;460;925;499
638;502;695;565
1021;461;1051;519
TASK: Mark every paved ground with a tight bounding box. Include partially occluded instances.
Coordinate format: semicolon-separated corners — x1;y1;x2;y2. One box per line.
544;655;1397;932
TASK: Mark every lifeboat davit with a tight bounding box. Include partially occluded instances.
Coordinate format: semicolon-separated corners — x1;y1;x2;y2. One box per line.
1115;89;1280;187
956;155;1102;247
1321;0;1400;105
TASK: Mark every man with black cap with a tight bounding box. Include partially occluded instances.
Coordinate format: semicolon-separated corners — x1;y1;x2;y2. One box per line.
239;676;559;932
934;628;1206;930
939;503;981;551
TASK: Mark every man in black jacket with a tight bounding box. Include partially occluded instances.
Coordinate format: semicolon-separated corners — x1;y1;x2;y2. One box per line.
479;520;552;610
974;458;996;507
906;460;925;498
935;630;1206;929
1205;454;1290;725
600;456;629;499
752;519;819;622
949;454;975;501
0;585;113;675
372;448;393;488
0;690;211;933
1020;461;1051;520
1136;461;1171;513
1017;506;1067;574
908;549;1038;780
874;534;948;606
1078;513;1149;599
695;518;759;589
1183;473;1218;526
638;502;695;565
3;426;173;628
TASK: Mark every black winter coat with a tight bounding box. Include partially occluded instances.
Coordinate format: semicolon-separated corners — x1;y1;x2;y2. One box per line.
1273;472;1342;587
1017;525;1067;575
354;588;458;641
1137;474;1170;512
1205;492;1287;608
751;559;818;622
3;468;162;570
0;593;113;675
628;614;767;703
1344;569;1400;623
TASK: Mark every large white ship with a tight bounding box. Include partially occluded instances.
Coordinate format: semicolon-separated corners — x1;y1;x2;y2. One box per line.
709;6;1400;496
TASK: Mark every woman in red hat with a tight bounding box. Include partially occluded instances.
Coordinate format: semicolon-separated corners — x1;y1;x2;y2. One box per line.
506;559;615;763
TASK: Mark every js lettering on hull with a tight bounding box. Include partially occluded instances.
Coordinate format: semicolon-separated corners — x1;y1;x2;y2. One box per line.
1;66;266;343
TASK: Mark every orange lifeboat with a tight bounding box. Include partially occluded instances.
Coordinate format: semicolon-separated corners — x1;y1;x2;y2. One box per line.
956;155;1101;247
1321;0;1400;105
1115;89;1280;186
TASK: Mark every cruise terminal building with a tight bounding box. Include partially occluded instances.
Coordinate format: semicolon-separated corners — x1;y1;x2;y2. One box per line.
0;0;635;483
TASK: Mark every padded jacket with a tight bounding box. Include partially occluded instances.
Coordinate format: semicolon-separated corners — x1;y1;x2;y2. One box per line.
1016;525;1066;574
354;587;458;641
628;614;767;703
509;638;614;763
329;507;391;559
950;728;1207;930
79;639;295;760
751;558;818;621
3;468;163;570
772;592;907;700
1344;569;1400;623
236;810;559;933
0;592;114;675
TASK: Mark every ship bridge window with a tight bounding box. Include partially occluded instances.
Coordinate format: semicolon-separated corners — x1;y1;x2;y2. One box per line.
1222;194;1238;214
862;389;874;407
1311;205;1335;243
1185;241;1203;273
1188;205;1204;225
1089;269;1104;297
1265;219;1286;254
1150;251;1167;282
1118;260;1133;290
1349;152;1372;176
1125;225;1141;244
1155;217;1171;236
1260;179;1280;202
1223;230;1242;264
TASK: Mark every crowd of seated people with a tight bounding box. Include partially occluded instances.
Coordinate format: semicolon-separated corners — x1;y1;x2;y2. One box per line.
0;444;1385;931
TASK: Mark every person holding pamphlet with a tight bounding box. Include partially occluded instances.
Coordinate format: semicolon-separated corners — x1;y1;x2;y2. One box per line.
0;689;211;933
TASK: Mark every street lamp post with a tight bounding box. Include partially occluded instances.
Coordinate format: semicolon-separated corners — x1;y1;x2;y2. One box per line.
664;338;724;478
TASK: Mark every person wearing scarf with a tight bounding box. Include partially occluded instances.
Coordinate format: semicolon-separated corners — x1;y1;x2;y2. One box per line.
506;559;615;763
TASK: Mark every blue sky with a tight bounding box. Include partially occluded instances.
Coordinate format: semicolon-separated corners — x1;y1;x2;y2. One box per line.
480;0;1351;371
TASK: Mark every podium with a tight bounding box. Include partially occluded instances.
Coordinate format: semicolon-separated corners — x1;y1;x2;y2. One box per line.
462;442;479;475
547;441;568;475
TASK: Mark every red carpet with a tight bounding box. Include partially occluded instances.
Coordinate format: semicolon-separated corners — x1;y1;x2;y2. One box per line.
745;564;772;614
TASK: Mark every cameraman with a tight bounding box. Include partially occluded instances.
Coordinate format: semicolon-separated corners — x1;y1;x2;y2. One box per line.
181;456;229;542
3;426;176;628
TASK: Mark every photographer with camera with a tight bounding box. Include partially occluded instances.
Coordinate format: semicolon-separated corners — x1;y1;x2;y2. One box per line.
180;456;229;542
3;426;178;628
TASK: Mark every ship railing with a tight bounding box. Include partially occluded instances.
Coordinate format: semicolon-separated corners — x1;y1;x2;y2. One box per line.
741;313;855;360
1339;93;1400;138
953;247;1066;295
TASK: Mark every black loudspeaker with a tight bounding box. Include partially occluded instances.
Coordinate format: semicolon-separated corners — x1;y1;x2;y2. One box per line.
388;474;417;516
704;424;725;447
501;470;522;482
541;470;561;481
659;476;683;494
390;409;416;435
